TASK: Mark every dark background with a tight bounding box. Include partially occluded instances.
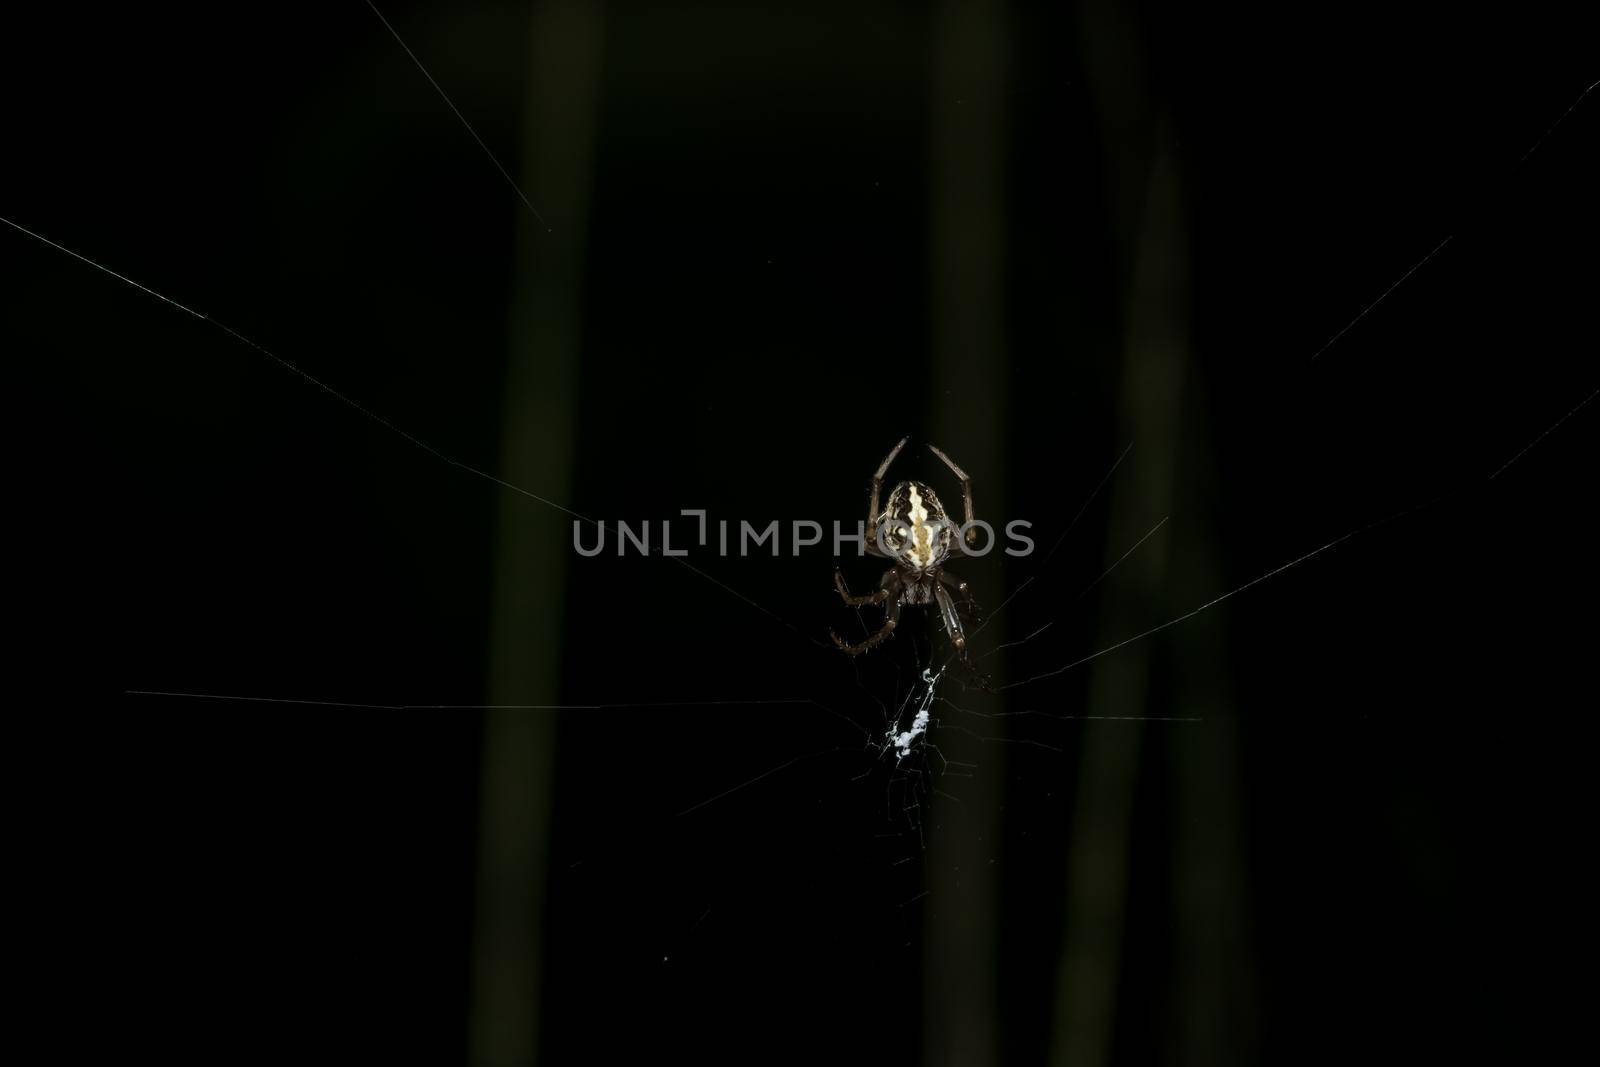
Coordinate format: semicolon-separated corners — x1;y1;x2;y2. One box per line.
13;2;1596;1063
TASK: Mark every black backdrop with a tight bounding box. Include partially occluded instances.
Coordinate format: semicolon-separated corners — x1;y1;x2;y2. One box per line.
16;2;1597;1063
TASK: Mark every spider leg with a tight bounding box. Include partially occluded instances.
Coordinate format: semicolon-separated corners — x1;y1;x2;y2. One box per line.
934;582;971;661
834;567;894;607
937;569;981;619
928;444;972;559
867;436;909;532
928;441;972;524
831;576;903;655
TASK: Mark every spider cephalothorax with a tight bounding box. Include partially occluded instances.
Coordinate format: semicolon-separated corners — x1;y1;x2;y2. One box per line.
831;437;981;664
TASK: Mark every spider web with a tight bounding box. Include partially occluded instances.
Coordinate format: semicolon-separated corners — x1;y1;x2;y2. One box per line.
20;6;1598;1063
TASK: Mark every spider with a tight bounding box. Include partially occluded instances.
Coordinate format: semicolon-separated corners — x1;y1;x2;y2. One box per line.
831;437;983;665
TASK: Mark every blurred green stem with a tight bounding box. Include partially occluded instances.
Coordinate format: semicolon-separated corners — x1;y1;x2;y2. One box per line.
472;4;603;1065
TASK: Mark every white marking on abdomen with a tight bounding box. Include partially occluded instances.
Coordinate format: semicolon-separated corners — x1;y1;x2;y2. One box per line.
906;485;933;569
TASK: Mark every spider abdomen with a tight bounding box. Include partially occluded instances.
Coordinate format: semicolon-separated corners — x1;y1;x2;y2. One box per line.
878;480;954;571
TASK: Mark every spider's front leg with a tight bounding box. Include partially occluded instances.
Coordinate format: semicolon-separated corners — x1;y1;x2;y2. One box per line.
933;581;972;662
830;574;903;656
938;569;981;620
834;568;892;607
935;579;993;689
867;437;909;534
928;443;978;552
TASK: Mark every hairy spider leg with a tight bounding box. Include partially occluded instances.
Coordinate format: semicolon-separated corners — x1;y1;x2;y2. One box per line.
866;436;909;556
833;567;895;607
927;442;978;551
938;569;980;618
934;581;968;657
831;591;902;656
